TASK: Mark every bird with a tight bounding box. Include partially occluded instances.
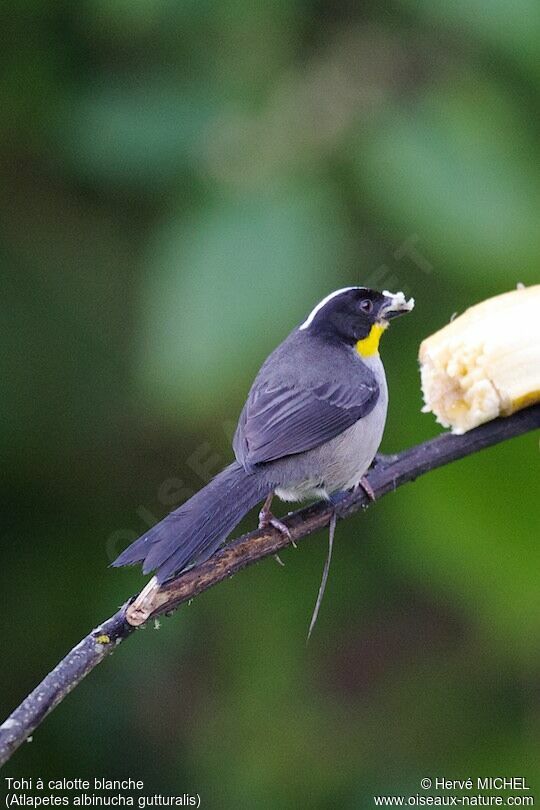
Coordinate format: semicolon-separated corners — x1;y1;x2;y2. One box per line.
113;287;414;603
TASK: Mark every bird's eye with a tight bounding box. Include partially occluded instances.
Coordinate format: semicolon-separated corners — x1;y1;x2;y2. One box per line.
359;299;373;313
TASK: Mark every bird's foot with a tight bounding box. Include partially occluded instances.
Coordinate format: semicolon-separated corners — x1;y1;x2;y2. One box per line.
258;508;295;546
357;476;376;502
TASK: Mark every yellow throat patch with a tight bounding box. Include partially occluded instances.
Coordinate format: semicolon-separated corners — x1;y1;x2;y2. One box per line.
355;323;388;357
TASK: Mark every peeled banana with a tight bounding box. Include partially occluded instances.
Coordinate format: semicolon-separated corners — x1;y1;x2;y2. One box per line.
419;284;540;433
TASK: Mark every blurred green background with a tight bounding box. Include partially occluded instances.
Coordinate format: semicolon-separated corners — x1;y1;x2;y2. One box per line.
1;0;539;806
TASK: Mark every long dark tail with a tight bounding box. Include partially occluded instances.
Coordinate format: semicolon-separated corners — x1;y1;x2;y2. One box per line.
112;462;266;583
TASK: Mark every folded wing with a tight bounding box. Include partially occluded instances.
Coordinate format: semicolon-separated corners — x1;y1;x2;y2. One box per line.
233;375;379;471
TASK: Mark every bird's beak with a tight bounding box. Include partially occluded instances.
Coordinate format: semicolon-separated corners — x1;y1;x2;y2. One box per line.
380;290;415;320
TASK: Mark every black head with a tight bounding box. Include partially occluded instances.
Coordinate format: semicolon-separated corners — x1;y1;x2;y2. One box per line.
299;287;414;347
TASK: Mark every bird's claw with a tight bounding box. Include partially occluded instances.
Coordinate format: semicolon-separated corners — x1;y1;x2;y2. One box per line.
357;476;376;502
259;510;295;545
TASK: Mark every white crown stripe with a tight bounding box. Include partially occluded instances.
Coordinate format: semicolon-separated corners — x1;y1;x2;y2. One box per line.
299;287;363;331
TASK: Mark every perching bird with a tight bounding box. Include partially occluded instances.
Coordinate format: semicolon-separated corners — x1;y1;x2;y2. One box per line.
113;287;414;597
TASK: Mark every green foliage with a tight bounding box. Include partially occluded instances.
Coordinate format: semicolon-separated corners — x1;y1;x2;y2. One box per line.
138;182;350;419
355;78;540;281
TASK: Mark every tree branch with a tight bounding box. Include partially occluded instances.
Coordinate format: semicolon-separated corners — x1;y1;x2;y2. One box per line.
1;404;538;767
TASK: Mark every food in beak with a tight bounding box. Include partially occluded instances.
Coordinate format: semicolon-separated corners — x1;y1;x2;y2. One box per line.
382;290;415;319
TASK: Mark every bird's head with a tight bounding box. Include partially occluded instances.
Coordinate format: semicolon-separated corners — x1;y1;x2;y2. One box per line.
299;287;414;357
